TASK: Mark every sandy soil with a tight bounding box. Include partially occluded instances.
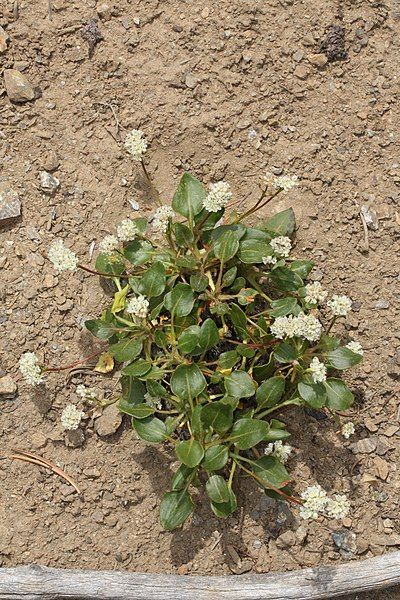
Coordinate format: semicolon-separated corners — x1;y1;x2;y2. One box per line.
0;0;399;596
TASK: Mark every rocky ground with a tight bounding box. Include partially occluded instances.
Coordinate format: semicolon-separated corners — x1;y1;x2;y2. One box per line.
0;0;399;597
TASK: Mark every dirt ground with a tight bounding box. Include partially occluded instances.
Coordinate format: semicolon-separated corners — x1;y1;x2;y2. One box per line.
1;0;400;595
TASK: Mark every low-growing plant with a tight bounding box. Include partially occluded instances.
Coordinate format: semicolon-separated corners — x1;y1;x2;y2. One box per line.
19;131;363;530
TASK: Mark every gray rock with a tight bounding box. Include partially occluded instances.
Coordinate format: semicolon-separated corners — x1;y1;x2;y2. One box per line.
374;299;389;309
332;530;357;554
0;25;9;53
66;428;85;447
353;437;377;454
0;182;21;222
95;404;122;437
39;171;60;194
185;73;198;89
275;530;297;548
0;375;17;398
4;69;36;102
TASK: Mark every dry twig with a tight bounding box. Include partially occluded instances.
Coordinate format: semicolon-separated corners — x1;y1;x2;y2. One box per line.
9;449;81;494
360;208;370;251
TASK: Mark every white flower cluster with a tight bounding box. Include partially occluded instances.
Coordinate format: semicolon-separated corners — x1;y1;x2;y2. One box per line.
309;357;327;383
151;206;175;234
61;404;85;430
264;440;293;464
270;312;322;342
127;294;149;318
300;485;350;520
341;422;355;439
346;341;363;356
124;129;148;161
304;282;328;305
270;236;291;258
99;235;119;255
76;384;98;403
116;219;138;242
48;239;78;272
327;294;352;317
144;392;162;410
265;173;299;192
262;255;277;266
19;352;43;386
203;181;232;212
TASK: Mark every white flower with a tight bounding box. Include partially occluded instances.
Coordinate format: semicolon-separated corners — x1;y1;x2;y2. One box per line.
264;440;293;464
346;341;363;356
341;422;355;439
19;352;43;386
270;236;292;258
151;206;175;234
270;312;322;343
327;294;352;317
295;312;323;342
99;235;119;255
304;282;327;305
48;239;78;272
262;255;277;266
309;357;327;383
116;219;139;242
265;173;299;192
299;484;328;520
325;494;350;520
144;392;162;410
61;404;85;430
124;129;148;161
203;181;232;212
76;384;98;403
126;294;149;318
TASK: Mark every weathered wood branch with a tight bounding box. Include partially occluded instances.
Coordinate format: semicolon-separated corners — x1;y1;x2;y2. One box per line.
0;552;399;600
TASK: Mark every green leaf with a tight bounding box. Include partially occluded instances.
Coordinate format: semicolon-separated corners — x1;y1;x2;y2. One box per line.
164;283;195;317
270;267;303;291
109;338;143;362
138;262;166;298
236;344;255;358
210;488;237;518
111;285;129;314
224;371;256;399
274;341;299;363
95;252;125;276
191;404;204;438
121;402;155;419
230;303;248;339
318;333;341;351
214;230;240;262
218;350;238;370
206;475;230;504
252;456;290;488
201;401;233;434
256;376;285;410
298;380;327;408
172;173;206;222
85;319;118;340
290;260;314;278
253;356;275;382
170;364;206;400
199;319;219;352
172;465;194;491
123;359;152;377
264;428;291;442
124;240;154;265
202;445;229;471
177;326;200;354
327;347;362;370
262;208;296;236
222;266;237;288
176;439;204;467
131;216;148;234
173;222;194;247
190;273;208;292
160;490;194;531
269;297;298;317
324;378;354;410
237;288;258;306
176;256;197;269
229;418;270;450
120;376;146;405
146;380;168;398
238;239;271;264
132;415;167;442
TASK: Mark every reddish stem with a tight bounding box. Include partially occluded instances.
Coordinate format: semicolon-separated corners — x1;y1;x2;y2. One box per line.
44;350;102;372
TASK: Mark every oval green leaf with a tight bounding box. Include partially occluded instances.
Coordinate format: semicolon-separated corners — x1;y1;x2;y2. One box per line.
176;439;204;467
160;490;194;531
206;475;230;504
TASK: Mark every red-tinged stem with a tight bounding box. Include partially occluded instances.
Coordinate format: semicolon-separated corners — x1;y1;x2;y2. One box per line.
44;350;103;372
78;264;127;278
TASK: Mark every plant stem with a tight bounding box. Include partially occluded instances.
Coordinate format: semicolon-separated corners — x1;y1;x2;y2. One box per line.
256;398;301;420
78;264;124;278
326;316;337;333
44;350;102;372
